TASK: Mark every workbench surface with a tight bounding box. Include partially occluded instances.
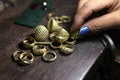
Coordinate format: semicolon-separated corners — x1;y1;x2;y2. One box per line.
0;0;105;80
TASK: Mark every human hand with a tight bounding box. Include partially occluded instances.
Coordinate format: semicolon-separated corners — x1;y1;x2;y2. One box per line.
71;0;120;36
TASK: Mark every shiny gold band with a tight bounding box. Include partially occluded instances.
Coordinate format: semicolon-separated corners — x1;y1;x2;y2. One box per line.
32;45;46;55
42;51;57;62
19;52;34;65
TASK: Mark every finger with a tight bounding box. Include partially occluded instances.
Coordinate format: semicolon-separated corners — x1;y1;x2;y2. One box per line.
71;0;113;32
79;11;120;36
77;0;88;12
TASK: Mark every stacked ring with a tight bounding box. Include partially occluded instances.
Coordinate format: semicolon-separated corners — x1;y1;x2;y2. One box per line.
19;52;34;65
13;51;25;61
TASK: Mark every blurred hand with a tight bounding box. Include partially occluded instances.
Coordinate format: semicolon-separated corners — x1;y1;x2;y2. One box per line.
71;0;120;36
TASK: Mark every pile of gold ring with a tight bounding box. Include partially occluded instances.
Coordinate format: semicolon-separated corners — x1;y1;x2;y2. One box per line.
12;13;81;65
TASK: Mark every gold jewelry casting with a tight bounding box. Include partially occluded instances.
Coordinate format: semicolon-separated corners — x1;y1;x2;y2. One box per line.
56;28;69;43
47;18;62;32
34;25;49;41
49;32;56;41
13;51;25;61
60;44;74;55
66;38;76;45
32;45;47;55
42;51;57;62
21;37;36;49
19;52;34;65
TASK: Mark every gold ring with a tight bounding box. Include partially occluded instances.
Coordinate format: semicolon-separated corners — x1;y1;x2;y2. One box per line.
70;31;82;40
65;38;76;45
21;37;35;49
55;28;69;43
32;45;47;55
13;51;25;61
50;41;62;49
60;44;74;55
49;32;56;41
19;52;34;65
42;51;57;62
47;18;62;32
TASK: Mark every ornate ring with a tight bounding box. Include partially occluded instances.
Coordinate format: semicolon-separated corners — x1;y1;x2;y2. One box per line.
47;18;61;32
13;51;25;61
55;28;69;43
21;37;35;49
19;52;34;65
42;51;57;62
60;44;74;55
32;45;47;55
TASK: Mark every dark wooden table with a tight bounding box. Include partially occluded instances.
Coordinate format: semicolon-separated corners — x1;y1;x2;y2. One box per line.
0;0;106;80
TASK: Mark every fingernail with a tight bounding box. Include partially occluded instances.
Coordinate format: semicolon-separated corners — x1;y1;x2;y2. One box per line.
79;26;90;36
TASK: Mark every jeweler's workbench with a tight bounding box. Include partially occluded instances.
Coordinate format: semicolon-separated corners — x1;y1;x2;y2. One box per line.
0;0;114;80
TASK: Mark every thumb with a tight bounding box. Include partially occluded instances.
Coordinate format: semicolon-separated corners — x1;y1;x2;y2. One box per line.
79;11;120;36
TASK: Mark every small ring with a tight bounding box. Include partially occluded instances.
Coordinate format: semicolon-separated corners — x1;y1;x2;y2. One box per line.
32;45;47;55
42;51;57;62
19;52;34;65
12;51;25;61
50;41;62;49
60;44;74;55
65;38;76;45
21;37;35;49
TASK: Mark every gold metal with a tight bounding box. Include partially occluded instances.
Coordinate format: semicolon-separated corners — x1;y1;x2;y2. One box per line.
21;37;36;49
47;18;62;32
66;38;76;45
50;41;62;49
56;28;69;43
42;51;57;62
60;15;71;23
13;51;25;61
60;44;74;55
32;45;47;55
34;25;49;41
70;31;81;40
49;32;56;41
19;52;34;65
22;37;61;49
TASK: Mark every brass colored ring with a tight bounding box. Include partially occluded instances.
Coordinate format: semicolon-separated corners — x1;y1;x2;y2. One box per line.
49;32;56;41
50;41;62;49
21;37;35;49
19;52;34;65
70;31;82;40
65;38;76;45
13;51;25;61
55;28;69;43
60;44;74;55
32;45;47;55
42;51;57;62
